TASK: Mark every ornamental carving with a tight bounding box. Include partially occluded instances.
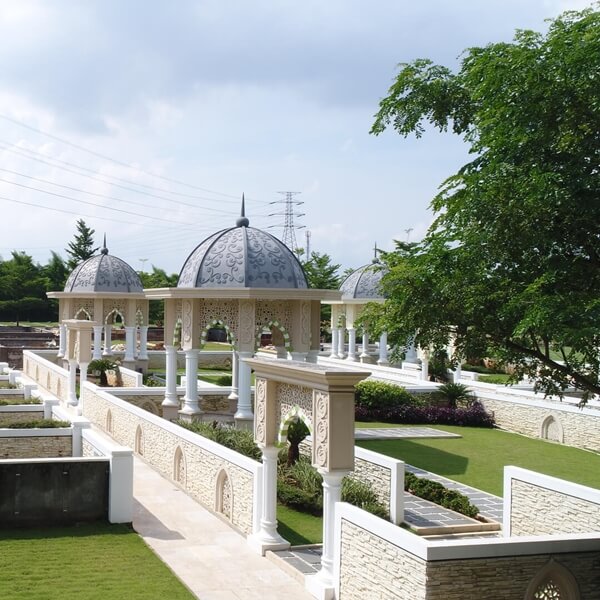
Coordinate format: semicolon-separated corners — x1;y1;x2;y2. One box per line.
257;300;291;332
313;391;329;468
239;300;255;347
65;254;142;293
200;299;239;342
182;300;193;344
277;383;313;424
300;300;310;346
254;378;267;445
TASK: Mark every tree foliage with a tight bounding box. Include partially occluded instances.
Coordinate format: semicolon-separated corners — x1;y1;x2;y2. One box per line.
66;219;98;269
368;8;600;400
138;266;179;324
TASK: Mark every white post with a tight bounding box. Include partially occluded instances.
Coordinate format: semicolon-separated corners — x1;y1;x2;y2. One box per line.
67;359;78;406
248;446;289;554
235;351;254;421
180;349;200;415
453;363;462;383
102;325;113;356
124;326;136;362
57;323;67;358
228;350;239;402
377;332;389;365
336;327;345;358
162;345;179;417
92;326;103;360
360;331;369;359
77;362;88;415
346;328;357;361
307;471;345;597
138;326;149;360
329;329;338;359
421;357;429;381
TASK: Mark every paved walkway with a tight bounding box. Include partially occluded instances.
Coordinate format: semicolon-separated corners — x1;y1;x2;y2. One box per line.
355;426;461;440
133;457;313;600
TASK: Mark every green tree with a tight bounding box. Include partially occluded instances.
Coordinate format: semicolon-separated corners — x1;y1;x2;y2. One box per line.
43;251;69;292
368;7;600;400
139;265;179;324
66;219;98;269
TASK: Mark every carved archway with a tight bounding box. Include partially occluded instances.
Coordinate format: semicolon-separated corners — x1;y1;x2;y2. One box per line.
106;409;113;434
135;425;144;456
278;404;313;447
173;446;186;486
256;320;292;353
105;309;126;326
200;319;236;349
541;414;564;443
525;559;580;600
74;308;92;320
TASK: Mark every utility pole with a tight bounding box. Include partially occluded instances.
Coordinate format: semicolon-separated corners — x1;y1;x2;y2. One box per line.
268;191;305;253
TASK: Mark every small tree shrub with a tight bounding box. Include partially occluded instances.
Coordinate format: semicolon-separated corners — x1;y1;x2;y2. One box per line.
405;472;479;518
437;382;474;408
355;380;423;410
355;400;495;427
479;374;512;385
4;419;71;429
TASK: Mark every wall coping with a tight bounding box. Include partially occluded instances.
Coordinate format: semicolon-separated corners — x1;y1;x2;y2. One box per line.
82;428;132;458
0;405;43;412
0;427;72;438
0;456;108;466
82;381;260;474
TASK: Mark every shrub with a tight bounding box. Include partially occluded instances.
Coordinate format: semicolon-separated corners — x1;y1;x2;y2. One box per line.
355;380;423;411
216;375;233;386
4;419;71;429
462;363;506;375
437;382;474;408
479;374;512;385
355;400;495;427
0;398;41;406
405;472;479;519
342;478;389;519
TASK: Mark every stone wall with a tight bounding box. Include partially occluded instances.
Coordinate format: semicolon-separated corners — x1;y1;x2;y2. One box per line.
339;519;427;599
81;382;258;534
478;393;600;452
22;350;69;403
111;393;165;416
0;409;44;425
0;434;72;458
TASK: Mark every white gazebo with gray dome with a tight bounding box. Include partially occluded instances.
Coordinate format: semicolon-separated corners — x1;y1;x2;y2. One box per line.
146;199;341;426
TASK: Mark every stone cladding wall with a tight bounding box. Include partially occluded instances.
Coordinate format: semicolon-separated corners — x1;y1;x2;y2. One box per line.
0;435;71;458
82;384;256;534
22;351;69;402
478;395;600;452
425;552;600;599
510;479;600;536
339;519;427;599
349;455;392;514
0;410;44;425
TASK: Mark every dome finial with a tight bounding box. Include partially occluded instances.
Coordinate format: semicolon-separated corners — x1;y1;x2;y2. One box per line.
372;242;380;263
236;193;250;227
101;234;109;255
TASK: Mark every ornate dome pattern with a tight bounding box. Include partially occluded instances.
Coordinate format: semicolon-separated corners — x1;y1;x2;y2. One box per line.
340;263;387;300
178;225;308;289
64;249;143;293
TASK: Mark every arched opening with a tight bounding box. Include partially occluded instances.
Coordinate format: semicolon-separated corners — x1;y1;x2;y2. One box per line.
56;380;61;399
141;401;158;415
215;468;233;521
200;319;236;350
74;308;92;320
105;309;125;326
106;409;113;434
278;405;313;466
35;366;39;381
525;559;580;600
173;446;186;486
135;425;144;456
257;320;291;356
541;414;564;443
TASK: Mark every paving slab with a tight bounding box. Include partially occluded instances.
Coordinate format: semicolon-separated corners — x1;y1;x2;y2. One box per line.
133;457;313;600
355;427;461;440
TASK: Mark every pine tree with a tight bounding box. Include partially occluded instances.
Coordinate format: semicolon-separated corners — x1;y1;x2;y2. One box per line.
66;219;98;269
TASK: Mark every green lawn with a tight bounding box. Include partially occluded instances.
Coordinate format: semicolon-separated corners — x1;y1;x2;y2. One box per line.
357;425;600;497
277;503;323;545
0;523;194;599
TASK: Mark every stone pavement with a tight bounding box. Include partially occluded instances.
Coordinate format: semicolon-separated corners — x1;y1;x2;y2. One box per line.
133;457;313;600
354;426;461;440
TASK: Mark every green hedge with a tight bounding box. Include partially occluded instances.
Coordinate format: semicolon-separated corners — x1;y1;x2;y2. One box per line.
355;380;422;411
3;419;71;429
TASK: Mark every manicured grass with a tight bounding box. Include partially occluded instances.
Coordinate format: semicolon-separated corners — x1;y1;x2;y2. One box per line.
357;425;600;497
277;503;323;545
0;523;194;599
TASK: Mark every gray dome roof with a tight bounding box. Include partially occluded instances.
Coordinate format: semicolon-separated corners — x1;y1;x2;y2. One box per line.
64;245;143;293
178;224;308;289
340;262;387;300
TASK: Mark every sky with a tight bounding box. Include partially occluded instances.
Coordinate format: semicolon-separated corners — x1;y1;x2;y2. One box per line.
0;0;592;276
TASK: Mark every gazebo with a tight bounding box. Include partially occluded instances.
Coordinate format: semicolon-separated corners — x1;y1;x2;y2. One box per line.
47;238;150;367
145;201;341;426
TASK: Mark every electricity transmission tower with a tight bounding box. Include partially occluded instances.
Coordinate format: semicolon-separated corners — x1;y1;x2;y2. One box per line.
268;191;305;253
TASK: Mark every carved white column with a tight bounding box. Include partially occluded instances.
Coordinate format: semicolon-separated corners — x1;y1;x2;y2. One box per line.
336;327;345;358
57;324;67;358
77;362;88;415
360;331;369;359
329;329;338;359
92;326;103;360
346;328;357;361
453;363;462;383
180;349;200;415
162;345;179;404
421;357;429;381
67;359;78;406
235;351;253;421
377;332;389;365
102;325;113;356
250;446;289;552
138;326;149;361
228;351;239;402
124;326;136;362
308;471;346;597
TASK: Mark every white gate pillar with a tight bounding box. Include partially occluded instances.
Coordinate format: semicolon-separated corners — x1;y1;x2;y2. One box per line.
138;325;149;361
102;325;113;356
162;345;179;420
92;326;104;360
346;328;357;361
377;332;389;365
180;349;201;417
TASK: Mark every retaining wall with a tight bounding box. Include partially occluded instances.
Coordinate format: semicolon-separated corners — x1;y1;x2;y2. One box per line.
0;427;72;459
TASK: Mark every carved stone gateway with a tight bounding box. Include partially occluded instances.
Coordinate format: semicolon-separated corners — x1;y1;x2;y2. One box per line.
246;357;370;600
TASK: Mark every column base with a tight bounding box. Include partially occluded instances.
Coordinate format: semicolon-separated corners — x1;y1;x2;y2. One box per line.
377;359;389;366
346;354;358;362
234;416;253;431
162;405;180;421
305;572;335;600
247;532;290;556
177;409;203;423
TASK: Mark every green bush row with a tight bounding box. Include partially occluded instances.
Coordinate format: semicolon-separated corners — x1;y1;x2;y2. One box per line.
0;398;42;406
2;419;71;429
478;374;512;384
355;380;423;410
405;472;479;518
